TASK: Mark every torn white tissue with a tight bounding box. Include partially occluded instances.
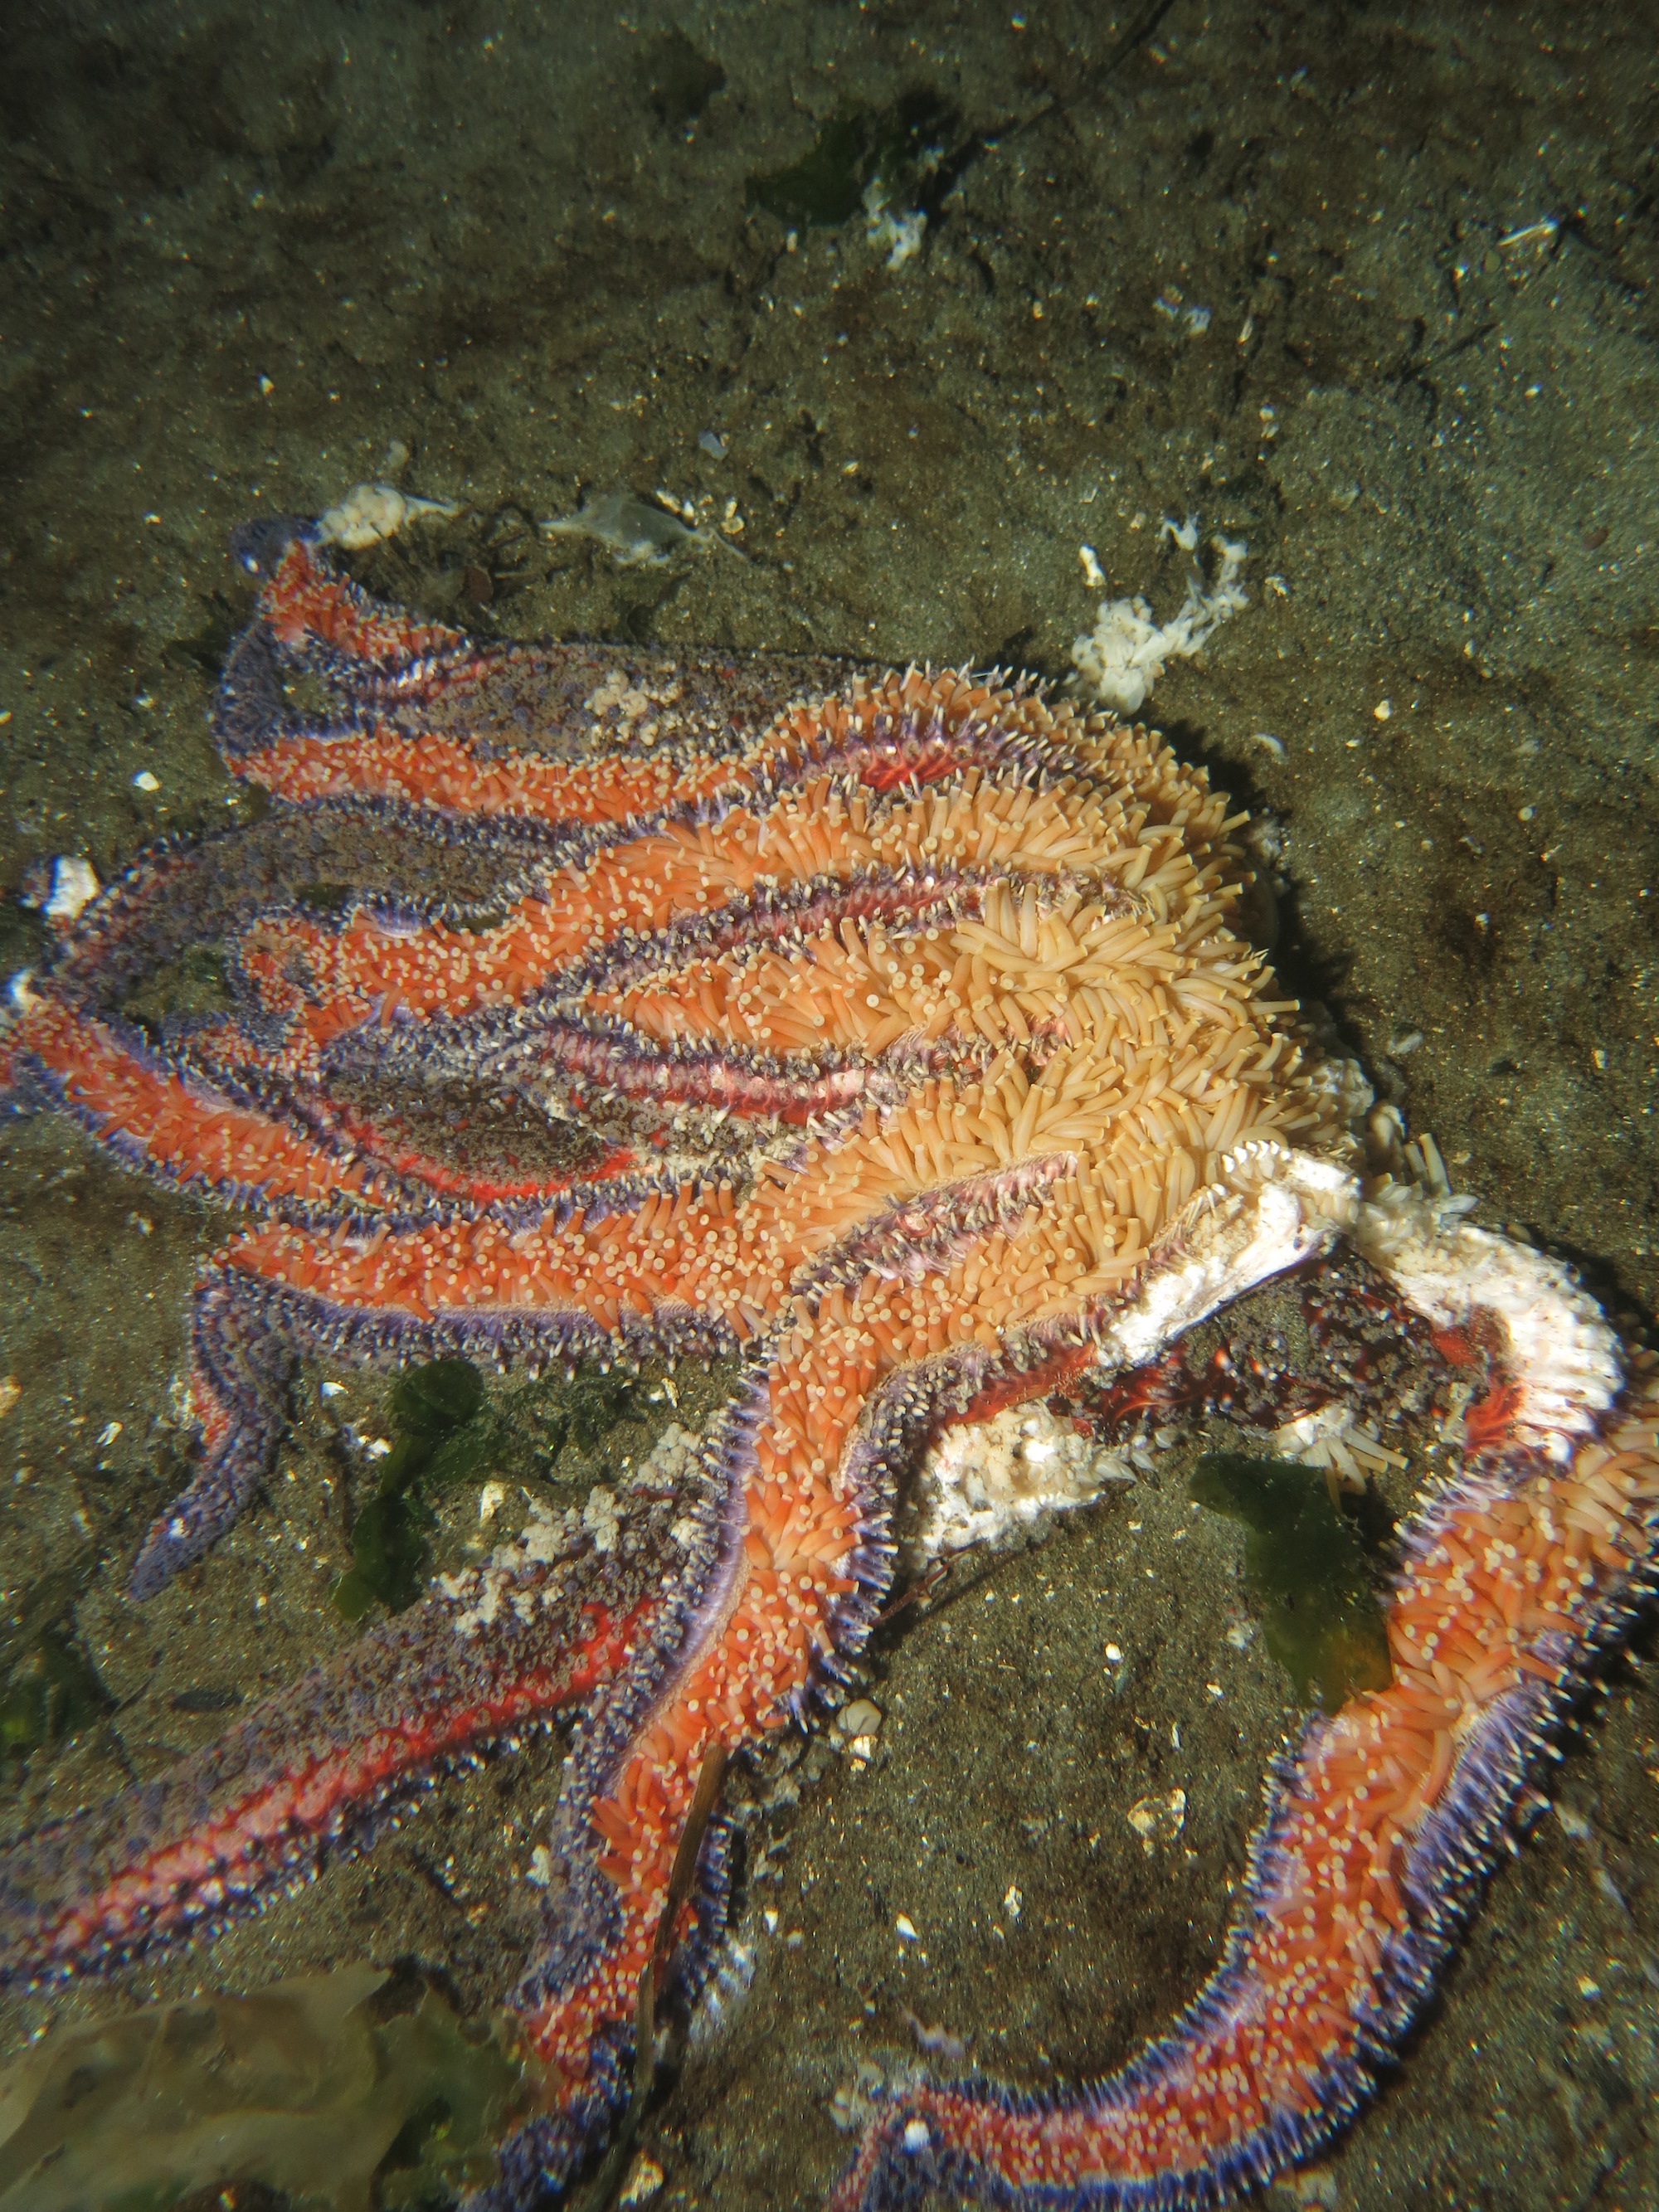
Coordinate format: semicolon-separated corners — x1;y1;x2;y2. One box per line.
1072;518;1249;716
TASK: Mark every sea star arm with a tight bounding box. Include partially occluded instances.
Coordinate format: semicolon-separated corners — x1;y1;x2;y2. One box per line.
0;1498;672;1984
476;1160;1167;2199
221;530;1120;831
1;981;624;1225
828;1242;1659;2212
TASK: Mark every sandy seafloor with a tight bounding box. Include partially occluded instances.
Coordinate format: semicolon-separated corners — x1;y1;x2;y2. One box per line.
2;2;1657;2208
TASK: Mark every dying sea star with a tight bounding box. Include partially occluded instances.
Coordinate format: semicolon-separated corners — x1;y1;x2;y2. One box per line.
1;522;1654;2208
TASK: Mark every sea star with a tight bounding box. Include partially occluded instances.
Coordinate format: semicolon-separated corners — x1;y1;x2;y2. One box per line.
1;523;1654;2210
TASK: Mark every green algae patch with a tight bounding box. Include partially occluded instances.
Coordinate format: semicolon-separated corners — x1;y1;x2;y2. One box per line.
0;1563;109;1770
1190;1452;1394;1710
334;1357;494;1620
0;1964;526;2212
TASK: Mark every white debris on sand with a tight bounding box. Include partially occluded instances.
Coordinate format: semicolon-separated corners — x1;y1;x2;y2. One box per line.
35;855;100;925
541;490;737;566
1072;515;1250;715
864;179;927;268
315;481;462;551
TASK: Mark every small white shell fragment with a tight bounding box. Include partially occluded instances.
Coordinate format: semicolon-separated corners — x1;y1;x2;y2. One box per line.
1078;543;1105;590
132;770;161;792
835;1698;883;1741
902;2119;932;2154
42;856;100;923
315;481;461;551
96;1421;123;1448
526;1844;554;1887
478;1480;507;1524
894;1913;919;1942
1127;1787;1188;1853
1002;1884;1023;1922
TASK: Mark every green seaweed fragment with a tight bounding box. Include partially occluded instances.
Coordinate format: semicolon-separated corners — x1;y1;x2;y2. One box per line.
333;1357;493;1621
0;1622;110;1768
0;1963;525;2212
1190;1451;1394;1711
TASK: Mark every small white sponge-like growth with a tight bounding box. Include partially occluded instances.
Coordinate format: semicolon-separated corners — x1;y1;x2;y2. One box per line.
1073;518;1250;714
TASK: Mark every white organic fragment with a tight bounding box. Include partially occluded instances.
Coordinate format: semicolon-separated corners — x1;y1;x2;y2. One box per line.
630;1421;695;1490
315;481;461;551
1355;1169;1622;1457
864;179;926;267
1073;518;1250;714
542;492;723;566
40;855;100;924
1126;1787;1187;1852
518;1504;569;1565
906;1403;1134;1566
835;1698;883;1741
